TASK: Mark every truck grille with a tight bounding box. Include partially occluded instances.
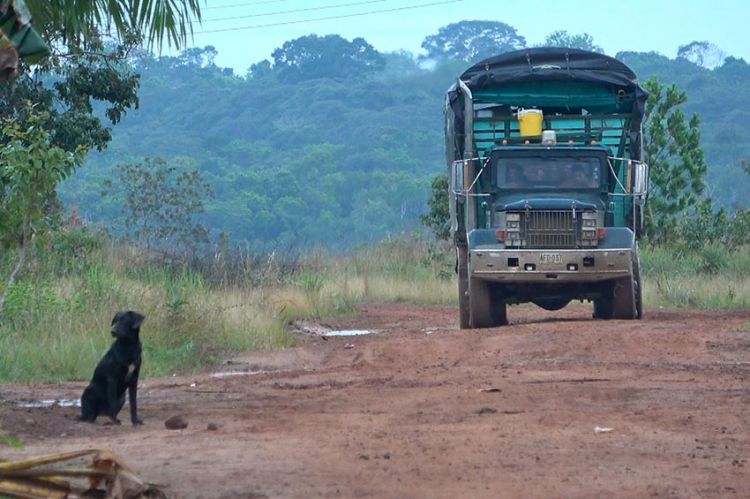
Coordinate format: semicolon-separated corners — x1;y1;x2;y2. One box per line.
523;210;578;249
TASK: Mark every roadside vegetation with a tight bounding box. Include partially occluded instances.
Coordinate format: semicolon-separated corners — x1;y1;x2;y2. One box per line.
0;226;454;382
1;224;748;383
641;244;750;308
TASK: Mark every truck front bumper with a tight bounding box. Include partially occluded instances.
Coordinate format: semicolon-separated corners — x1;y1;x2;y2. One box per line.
469;248;634;283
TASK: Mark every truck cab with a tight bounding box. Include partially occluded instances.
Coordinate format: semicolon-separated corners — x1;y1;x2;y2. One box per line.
445;48;649;328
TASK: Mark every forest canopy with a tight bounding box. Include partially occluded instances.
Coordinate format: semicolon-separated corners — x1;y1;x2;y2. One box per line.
58;25;750;250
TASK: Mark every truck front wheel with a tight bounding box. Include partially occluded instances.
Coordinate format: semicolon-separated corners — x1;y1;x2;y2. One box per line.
469;278;507;328
610;274;637;319
594;274;637;320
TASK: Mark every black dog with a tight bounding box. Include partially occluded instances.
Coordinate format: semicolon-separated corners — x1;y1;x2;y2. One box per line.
78;310;145;425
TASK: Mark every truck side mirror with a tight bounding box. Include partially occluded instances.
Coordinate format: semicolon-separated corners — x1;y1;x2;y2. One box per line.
633;161;649;205
451;160;466;204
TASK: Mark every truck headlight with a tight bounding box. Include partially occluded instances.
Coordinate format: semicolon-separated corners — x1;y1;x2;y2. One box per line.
581;212;598;242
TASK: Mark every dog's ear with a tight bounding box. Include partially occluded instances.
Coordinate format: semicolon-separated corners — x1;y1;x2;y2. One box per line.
111;311;124;325
130;311;145;329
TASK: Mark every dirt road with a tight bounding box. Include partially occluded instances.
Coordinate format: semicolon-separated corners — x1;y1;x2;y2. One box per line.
2;303;750;498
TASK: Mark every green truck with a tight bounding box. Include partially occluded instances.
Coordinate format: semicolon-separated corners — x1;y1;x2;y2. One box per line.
445;48;649;328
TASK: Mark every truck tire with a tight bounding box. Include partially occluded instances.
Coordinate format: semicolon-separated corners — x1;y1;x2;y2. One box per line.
593;291;613;319
457;245;470;329
633;252;643;319
610;273;637;319
533;298;571;311
594;248;642;321
469;278;507;328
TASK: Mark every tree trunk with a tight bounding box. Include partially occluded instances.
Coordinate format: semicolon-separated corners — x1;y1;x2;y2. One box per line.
0;239;26;318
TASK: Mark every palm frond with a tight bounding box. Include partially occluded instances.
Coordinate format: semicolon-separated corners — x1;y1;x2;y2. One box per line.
25;0;202;50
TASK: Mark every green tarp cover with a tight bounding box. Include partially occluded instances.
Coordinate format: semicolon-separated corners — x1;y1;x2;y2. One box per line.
446;48;648;161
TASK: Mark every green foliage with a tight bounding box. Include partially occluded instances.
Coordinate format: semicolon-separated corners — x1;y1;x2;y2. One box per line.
103;157;212;254
0;433;23;449
52;33;750;251
542;31;603;53
50;222;104;258
695;243;729;274
0;103;82;249
676;198;750;251
297;271;326;318
642;77;708;242
420;173;450;240
618;52;750;210
25;0;203;50
0;103;84;317
420;20;526;63
270;34;385;82
62;48;439;250
0;31;141;154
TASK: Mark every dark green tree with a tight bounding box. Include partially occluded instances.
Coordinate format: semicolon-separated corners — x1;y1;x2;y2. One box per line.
0;103;83;316
271;34;385;82
542;31;603;53
420;174;450;240
247;59;272;80
420;21;526;63
642;77;708;242
104;158;212;255
0;31;141;153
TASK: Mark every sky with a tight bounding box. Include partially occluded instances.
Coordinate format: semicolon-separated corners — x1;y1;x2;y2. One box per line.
181;0;749;72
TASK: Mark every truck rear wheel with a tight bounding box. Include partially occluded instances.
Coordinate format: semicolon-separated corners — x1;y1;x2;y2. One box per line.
469;278;507;328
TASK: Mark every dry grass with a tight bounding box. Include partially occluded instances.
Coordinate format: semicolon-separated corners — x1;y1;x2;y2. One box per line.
640;245;750;309
1;232;748;383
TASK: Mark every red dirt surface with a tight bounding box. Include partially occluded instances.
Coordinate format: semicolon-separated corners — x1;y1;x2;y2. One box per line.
2;303;750;498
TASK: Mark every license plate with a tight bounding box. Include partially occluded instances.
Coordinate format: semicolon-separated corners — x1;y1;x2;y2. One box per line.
540;253;562;264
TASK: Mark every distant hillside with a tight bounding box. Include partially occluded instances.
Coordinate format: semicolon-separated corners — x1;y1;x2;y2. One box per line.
60;43;750;249
617;51;750;208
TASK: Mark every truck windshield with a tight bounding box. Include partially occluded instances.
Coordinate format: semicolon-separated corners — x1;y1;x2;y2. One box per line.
496;156;601;190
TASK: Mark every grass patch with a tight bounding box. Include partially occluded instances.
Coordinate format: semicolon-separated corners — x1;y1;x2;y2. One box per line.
1;229;748;383
640;244;750;309
0;231;454;383
0;270;298;382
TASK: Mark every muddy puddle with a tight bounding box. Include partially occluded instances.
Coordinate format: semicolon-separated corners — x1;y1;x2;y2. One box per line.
18;399;80;408
325;329;382;337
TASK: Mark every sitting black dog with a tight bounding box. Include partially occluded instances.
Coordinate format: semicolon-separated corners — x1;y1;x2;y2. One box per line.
78;310;145;425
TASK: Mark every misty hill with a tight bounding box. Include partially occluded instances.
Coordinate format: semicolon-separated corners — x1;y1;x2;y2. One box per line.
60;36;750;249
